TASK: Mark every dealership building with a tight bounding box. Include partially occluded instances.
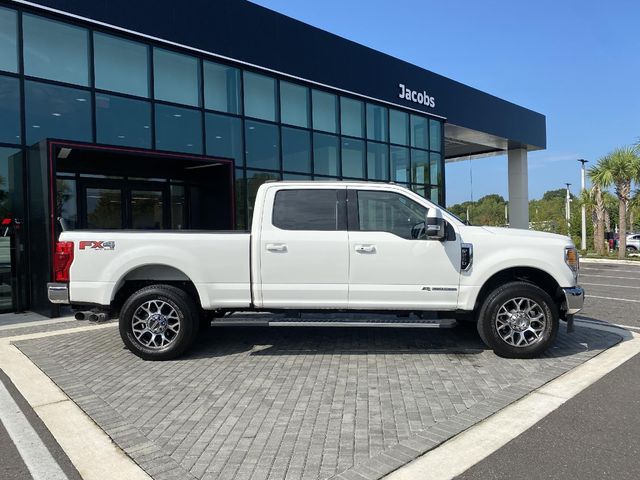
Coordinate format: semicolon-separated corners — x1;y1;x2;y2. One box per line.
0;0;545;315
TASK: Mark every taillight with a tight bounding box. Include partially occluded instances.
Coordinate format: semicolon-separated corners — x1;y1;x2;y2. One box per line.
54;241;74;282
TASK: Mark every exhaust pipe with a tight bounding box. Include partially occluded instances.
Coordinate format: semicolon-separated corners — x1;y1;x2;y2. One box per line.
75;311;108;322
88;312;108;323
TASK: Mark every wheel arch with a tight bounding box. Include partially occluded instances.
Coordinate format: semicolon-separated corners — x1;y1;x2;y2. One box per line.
111;264;203;315
473;266;562;313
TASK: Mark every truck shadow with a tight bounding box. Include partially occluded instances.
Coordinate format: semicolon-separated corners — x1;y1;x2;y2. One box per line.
184;322;609;360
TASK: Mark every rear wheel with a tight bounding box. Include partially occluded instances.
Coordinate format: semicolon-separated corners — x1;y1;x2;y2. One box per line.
477;281;558;358
119;284;199;361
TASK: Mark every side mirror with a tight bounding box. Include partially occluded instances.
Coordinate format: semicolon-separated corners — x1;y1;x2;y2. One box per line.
425;208;446;241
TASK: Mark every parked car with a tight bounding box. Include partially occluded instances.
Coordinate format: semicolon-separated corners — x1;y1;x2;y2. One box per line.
627;233;640;252
48;181;583;360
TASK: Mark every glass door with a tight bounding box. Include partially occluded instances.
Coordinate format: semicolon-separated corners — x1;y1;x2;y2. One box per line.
82;183;125;229
128;185;167;229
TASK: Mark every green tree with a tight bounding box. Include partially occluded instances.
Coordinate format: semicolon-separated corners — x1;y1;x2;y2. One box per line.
590;147;640;257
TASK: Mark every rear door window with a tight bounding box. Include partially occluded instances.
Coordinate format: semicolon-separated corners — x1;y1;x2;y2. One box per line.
272;189;340;230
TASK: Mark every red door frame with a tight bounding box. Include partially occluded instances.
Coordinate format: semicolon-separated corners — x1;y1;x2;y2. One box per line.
47;139;236;280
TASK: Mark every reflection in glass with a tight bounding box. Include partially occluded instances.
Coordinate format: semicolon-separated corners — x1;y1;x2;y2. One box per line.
430;187;440;204
247;169;280;223
235;168;246;230
313;133;339;176
243;72;277;121
56;178;77;230
430;119;442;152
280;81;309;128
86;188;123;229
410;114;429;149
0;7;18;73
342;138;364;178
170;185;185;229
390;146;410;183
411;149;430;184
340;97;364;138
389;109;409;145
25;81;92;145
0;147;21;312
366;104;388;142
245;120;279;170
94;32;149;97
430;152;441;186
131;190;163;229
153;48;200;107
96;94;151;149
205;113;243;165
0;75;20;144
23;14;89;85
367;142;389;181
282;127;311;173
312;90;338;133
155;104;202;154
204;61;241;114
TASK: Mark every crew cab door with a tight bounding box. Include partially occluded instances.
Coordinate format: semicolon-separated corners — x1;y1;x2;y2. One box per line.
347;187;461;310
257;186;349;308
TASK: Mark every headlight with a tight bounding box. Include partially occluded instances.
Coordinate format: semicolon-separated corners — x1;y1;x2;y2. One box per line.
565;247;579;276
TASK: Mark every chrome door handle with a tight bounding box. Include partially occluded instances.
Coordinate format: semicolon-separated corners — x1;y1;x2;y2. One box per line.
266;243;287;252
355;244;376;253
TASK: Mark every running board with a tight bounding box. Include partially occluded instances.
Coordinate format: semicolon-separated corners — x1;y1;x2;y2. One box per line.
211;317;457;328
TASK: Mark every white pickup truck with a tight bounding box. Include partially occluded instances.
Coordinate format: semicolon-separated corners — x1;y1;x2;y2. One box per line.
48;181;584;360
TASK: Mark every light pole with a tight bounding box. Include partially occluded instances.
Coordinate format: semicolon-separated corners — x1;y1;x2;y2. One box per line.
565;183;572;236
578;159;589;250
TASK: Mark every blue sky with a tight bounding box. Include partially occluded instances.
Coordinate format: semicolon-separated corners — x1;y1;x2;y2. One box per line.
251;0;640;205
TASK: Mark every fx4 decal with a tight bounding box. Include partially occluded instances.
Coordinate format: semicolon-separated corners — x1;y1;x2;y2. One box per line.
79;240;115;250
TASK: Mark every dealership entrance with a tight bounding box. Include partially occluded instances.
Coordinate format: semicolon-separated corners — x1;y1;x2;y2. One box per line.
26;140;235;316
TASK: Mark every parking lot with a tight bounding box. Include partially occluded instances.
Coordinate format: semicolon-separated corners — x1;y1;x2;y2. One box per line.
1;260;637;480
578;261;640;329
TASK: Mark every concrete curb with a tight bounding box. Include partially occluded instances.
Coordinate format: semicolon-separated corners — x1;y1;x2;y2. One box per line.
0;323;151;480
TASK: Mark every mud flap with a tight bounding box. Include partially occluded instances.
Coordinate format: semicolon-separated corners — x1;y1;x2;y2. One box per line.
566;314;575;333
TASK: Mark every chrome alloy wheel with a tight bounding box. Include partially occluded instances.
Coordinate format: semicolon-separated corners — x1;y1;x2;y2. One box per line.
495;297;546;347
131;300;181;349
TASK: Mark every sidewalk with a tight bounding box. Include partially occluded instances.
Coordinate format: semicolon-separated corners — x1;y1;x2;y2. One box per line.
456;352;640;479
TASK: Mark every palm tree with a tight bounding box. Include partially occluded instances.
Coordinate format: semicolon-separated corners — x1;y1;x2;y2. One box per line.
590;147;640;258
587;164;608;255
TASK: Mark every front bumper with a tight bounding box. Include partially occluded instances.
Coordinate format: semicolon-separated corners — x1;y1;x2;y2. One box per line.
562;286;584;315
47;282;69;304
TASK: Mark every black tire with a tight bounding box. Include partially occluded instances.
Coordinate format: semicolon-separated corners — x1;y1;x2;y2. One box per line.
119;284;199;361
476;281;558;359
626;246;637;252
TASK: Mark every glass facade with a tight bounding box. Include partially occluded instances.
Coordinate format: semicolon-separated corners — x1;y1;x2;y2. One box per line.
153;48;200;107
23;14;89;86
0;7;18;73
0;4;448;314
3;5;445;218
95;94;152;149
0;75;20;144
94;32;149;98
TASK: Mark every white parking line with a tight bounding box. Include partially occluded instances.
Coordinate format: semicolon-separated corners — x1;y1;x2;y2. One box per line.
581;267;640;274
0;380;68;480
580;273;640;280
581;282;640;289
385;322;640;480
586;295;640;303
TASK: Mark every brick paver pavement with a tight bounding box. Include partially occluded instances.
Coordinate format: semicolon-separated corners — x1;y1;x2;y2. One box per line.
15;321;620;480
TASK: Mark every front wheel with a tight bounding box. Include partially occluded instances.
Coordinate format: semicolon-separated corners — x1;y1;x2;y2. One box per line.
119;284;199;361
477;281;558;359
